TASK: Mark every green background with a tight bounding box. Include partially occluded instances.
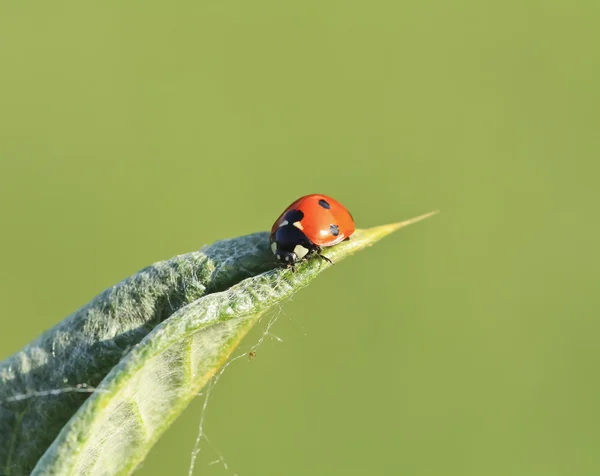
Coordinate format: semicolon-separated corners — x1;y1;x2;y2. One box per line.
1;1;599;475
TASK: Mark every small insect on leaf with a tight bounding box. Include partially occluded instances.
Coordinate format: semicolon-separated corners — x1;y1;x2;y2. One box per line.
270;194;355;267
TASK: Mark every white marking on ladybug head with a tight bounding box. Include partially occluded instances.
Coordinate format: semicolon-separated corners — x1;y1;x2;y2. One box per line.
293;245;309;260
270;242;278;255
279;220;289;227
293;221;304;230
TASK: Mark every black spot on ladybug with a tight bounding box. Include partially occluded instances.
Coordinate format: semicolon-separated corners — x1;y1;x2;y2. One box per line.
284;209;304;223
318;199;330;209
330;224;339;236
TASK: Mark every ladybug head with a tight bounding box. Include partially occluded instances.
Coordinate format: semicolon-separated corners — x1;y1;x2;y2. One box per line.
275;248;298;264
270;231;311;265
271;239;301;264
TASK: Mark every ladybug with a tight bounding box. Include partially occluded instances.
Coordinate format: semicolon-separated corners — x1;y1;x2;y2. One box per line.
270;194;355;269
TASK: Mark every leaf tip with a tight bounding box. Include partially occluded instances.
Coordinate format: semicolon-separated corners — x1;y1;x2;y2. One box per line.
363;210;439;239
387;209;439;232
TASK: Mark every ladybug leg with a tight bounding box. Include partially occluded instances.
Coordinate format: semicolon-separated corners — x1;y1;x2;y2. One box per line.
315;247;334;265
318;254;333;265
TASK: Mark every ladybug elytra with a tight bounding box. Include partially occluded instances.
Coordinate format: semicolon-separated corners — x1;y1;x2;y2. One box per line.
270;194;355;269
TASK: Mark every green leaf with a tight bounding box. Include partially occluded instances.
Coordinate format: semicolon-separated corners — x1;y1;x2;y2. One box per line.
0;212;436;475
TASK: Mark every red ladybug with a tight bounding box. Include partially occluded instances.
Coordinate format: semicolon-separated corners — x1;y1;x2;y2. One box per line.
270;194;355;269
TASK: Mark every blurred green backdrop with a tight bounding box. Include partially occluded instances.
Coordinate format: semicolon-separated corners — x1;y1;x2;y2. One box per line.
1;1;599;475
